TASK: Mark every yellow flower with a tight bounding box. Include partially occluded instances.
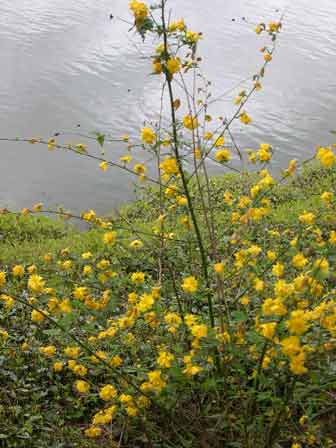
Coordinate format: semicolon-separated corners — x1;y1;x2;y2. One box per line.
182;276;198;293
141;127;156;144
126;406;138;417
32;202;43;212
267;251;276;261
164;312;182;327
204;132;213;141
254;278;265;292
0;272;6;287
75;380;90;394
31;309;46;322
160;158;179;175
298;211;315;225
28;274;45;293
183;115;199;130
99;384;117;401
110;355;123;368
292;252;308;269
167;57;181;75
186;31;202;43
119;394;133;404
53;361;64;372
75;143;87;152
272;262;284;278
84;426;102;438
90;351;107;364
274;280;294;298
129;0;148;23
61;260;73;271
264;52;272;62
27;265;37;274
223;191;233;205
215;149;231;163
168;19;185;32
137;293;154;313
286;159;297;175
129;239;143;250
0;328;8;340
307;434;316;445
258;149;272;162
59;299;72;314
214;136;225;147
262;298;287;317
240;112;252;124
12;265;24;278
64;346;81;358
147;370;166;392
68;360;77;370
268;22;281;33
329;230;336;244
39;345;56;358
191;324;208;339
321;191;334;204
103;231;117;244
73;364;88;377
183;364;203;376
82;251;92;260
290;351;307;375
286;310;309;335
131;271;145;284
316;146;335;168
299;415;308;425
177;196;188;206
73;286;88;300
259;322;277;339
133;163;146;175
165;184;178;197
155;43;164;54
314;258;329;273
255;24;263;34
120;154;132;164
248;152;257;163
214;262;225;274
93;405;117;425
152;59;162;74
47;138;56;150
99;160;108;171
281;335;301;357
240;295;250;305
97;259;110;270
82;209;96;222
157;351;174;368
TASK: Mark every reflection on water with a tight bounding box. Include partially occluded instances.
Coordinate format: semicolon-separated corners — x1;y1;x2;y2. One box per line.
1;0;336;213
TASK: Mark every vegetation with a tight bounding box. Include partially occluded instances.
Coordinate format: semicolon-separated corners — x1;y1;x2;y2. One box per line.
0;1;335;447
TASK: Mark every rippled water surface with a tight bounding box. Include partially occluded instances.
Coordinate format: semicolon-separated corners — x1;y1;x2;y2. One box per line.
1;0;336;212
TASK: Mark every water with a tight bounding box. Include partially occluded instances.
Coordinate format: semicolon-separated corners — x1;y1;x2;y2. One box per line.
1;0;336;213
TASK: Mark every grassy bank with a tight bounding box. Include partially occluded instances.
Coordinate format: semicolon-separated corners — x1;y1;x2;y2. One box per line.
0;164;335;447
1;163;335;265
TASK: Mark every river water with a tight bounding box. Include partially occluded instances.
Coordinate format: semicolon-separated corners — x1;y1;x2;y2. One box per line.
1;0;335;213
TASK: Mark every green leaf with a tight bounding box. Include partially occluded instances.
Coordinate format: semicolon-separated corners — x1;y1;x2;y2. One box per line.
96;133;105;147
231;311;248;322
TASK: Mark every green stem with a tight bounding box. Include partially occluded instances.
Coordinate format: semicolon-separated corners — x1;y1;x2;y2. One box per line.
160;0;215;329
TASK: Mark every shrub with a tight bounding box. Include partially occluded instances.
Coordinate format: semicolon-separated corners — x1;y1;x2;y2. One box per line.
0;1;335;447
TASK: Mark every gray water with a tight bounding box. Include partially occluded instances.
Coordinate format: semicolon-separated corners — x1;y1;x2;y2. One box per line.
1;0;336;213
